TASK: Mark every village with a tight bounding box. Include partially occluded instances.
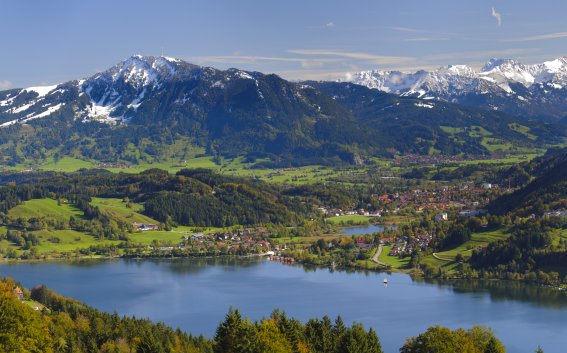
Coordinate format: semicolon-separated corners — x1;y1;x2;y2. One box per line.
372;182;500;213
124;181;503;262
129;225;277;258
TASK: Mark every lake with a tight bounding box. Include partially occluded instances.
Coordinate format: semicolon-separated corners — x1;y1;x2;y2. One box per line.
1;258;566;353
340;224;395;235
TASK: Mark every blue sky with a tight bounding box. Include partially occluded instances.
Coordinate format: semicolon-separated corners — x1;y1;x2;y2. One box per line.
1;0;567;88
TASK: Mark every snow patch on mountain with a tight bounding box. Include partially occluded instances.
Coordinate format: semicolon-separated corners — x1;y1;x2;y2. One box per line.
24;85;58;98
414;102;434;109
1;103;64;127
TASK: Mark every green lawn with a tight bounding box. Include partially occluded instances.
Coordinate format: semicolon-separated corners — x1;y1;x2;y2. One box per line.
22;299;48;311
128;231;186;245
379;246;411;268
325;215;370;225
8;199;83;222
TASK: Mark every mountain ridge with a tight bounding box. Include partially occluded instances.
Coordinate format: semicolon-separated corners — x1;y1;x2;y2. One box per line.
0;55;564;166
350;56;567;121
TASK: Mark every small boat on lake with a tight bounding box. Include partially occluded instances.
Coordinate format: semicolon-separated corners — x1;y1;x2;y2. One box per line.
383;278;388;284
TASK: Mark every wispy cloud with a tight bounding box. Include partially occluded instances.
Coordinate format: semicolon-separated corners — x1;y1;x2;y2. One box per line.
288;49;415;65
491;7;502;26
423;48;539;65
387;26;452;36
502;31;567;42
389;26;423;33
186;55;340;65
326;21;335;28
0;80;13;90
403;37;449;42
276;69;361;81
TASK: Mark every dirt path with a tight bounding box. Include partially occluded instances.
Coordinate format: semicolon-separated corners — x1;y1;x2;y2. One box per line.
372;245;390;267
432;252;451;262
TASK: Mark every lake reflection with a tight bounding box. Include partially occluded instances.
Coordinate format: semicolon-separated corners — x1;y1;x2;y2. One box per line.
1;259;566;353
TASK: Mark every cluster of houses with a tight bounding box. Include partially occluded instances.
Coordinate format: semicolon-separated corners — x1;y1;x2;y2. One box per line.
394;153;506;166
319;207;381;218
459;209;488;219
355;238;372;249
381;231;436;257
176;227;274;254
543;209;567;218
386;238;406;257
373;183;497;213
132;222;159;231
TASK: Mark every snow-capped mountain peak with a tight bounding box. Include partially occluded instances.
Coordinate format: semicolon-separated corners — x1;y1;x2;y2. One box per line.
75;55;193;124
0;55;265;127
94;55;180;89
350;56;567;119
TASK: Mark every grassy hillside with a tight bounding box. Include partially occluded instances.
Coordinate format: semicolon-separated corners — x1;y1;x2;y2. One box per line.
90;197;158;224
8;199;83;222
424;228;512;267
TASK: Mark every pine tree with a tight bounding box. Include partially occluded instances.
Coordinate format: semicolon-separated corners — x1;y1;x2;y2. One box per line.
213;308;245;353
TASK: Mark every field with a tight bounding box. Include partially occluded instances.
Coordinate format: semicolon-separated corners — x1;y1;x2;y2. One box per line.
325;215;370;225
0;226;119;254
1;197;225;254
22;154;348;185
32;230;120;253
127;226;226;245
90;198;158;224
8;199;84;222
508;123;537;140
37;157;95;172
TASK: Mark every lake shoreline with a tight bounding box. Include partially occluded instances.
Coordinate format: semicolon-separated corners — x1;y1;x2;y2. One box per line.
3;252;565;292
2;258;567;353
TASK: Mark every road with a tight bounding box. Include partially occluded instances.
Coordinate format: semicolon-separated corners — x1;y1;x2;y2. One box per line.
372;244;390;267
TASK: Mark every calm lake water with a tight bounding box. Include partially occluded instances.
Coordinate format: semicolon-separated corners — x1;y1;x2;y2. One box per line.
340;224;394;235
1;258;566;353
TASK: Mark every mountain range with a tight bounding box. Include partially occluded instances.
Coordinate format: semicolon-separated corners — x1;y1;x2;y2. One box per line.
0;55;564;166
350;57;567;121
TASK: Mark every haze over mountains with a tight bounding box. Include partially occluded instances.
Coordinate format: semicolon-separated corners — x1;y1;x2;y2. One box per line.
351;57;567;121
0;55;564;166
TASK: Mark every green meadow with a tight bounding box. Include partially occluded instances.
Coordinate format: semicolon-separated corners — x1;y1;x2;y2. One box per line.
325;215;371;225
89;197;158;224
8;199;84;222
378;246;411;268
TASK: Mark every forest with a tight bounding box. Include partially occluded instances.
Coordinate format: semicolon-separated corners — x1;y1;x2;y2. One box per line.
0;168;340;229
